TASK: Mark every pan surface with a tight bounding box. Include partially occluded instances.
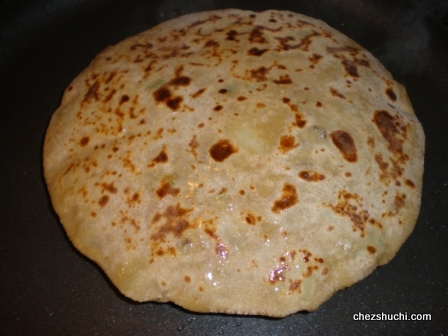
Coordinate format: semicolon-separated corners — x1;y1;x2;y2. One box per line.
1;0;447;334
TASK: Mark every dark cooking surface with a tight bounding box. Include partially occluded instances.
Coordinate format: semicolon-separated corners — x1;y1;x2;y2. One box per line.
1;0;447;334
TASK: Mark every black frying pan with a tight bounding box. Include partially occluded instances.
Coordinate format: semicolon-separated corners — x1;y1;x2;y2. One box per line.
1;0;447;334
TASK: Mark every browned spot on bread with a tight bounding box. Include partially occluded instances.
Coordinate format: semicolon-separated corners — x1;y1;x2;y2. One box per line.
326;46;370;78
100;182;118;194
249;26;268;44
184;275;191;283
405;179;415;188
302;265;318;278
98;195;110;207
248;47;269;56
80;136;90;147
150;203;193;242
330;130;357;162
300;249;312;262
278;135;297;153
385;88;397;102
273;75;293;84
149;148;168;167
282;97;306;128
327;190;382;237
288;279;302;293
244;212;260;225
156;181;180;199
250;66;270;81
209;139;238;162
272;183;299;214
190;88;206;98
298;171;325;182
329;87;346;99
83;81;100;103
367;245;377;254
373;110;407;160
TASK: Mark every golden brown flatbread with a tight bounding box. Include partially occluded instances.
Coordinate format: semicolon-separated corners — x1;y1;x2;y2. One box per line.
43;9;425;317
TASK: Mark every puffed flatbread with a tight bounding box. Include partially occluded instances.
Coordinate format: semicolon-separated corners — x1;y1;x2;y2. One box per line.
43;9;424;317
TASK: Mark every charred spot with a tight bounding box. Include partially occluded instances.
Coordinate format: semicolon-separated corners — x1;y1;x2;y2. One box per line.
101;182;118;194
294;114;307;128
405;179;415;188
386;88;397;101
150;203;193;242
373;110;407;157
394;193;406;214
278;135;297;153
330;130;358;162
303;265;318;278
282;97;307;128
271;183;299;214
250;66;269;81
156;181;180;199
326;46;370;78
166;96;183;110
367;245;377;254
316;101;323;107
298;171;325;182
190;88;206;99
209;139;238;162
98;195;110;207
276;31;320;51
204;39;219;48
80;136;90;147
237;96;247;101
218;88;227;94
104;71;117;84
149;149;168;167
247;47;269;56
104;88;117;103
119;95;130;104
327;190;382;236
213;105;223;111
309;53;323;64
130;42;153;50
300;250;312;262
245;212;257;225
153;87;171;102
342;59;359;77
169;76;191;87
184;275;191;283
226;30;238;41
249;26;267;44
83;81;100;103
273;75;293;84
288;279;302;293
330;88;346;99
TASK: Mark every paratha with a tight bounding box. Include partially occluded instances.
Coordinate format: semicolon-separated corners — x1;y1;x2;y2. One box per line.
43;9;425;317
